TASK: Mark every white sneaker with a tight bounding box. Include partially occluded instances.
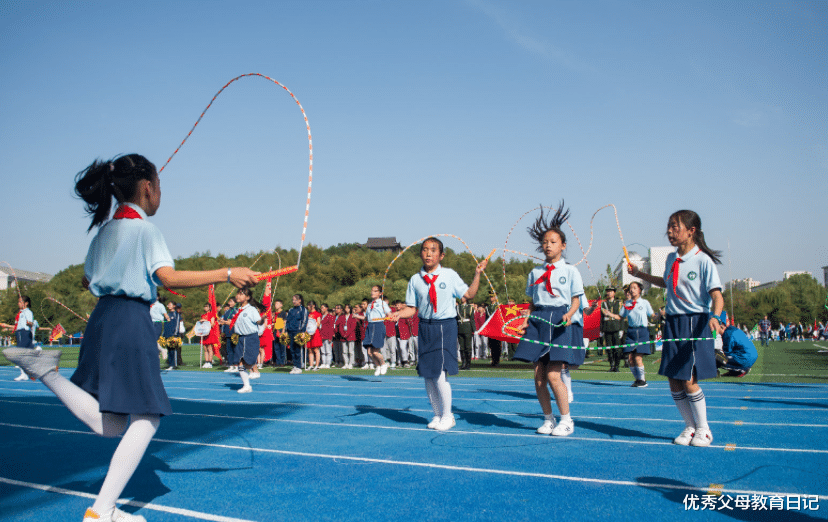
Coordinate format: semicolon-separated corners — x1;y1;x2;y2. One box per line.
380;363;388;375
536;419;556;435
673;426;696;446
390;364;396;369
427;416;441;429
202;362;212;369
3;348;62;380
369;364;375;370
374;366;382;376
14;373;28;381
434;415;456;432
237;385;253;394
289;367;303;375
689;427;713;447
224;366;239;373
551;418;574;436
249;372;260;380
84;507;147;522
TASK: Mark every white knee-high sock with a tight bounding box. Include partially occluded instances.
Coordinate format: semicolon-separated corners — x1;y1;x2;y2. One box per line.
637;366;646;382
436;371;452;419
671;391;696;428
688;390;709;429
41;372;128;437
424;378;441;417
561;368;572;397
239;368;250;387
91;415;159;517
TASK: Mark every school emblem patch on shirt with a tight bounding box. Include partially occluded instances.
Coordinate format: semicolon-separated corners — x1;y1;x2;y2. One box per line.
688;271;697;280
439;282;446;289
559;277;567;284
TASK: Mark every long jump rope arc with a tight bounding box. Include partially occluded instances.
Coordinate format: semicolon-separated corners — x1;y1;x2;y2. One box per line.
380;234;499;304
158;73;314;271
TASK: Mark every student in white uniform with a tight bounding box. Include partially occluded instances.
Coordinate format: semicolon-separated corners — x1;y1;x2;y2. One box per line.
512;203;585;437
356;285;392;376
11;295;35;381
3;154;258;522
618;281;656;387
629;209;724;447
389;237;488;431
230;287;265;393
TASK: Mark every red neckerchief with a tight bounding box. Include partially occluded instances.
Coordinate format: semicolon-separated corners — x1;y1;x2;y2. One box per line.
229;305;246;330
667;249;701;304
624;300;637;311
533;264;556;296
112;205;186;298
14;311;21;328
423;274;438;311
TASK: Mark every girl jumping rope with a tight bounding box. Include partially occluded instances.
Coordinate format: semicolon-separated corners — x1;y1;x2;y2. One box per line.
389;237;488;431
628;209;724;447
617;281;656;388
513;202;586;437
3;154;258;521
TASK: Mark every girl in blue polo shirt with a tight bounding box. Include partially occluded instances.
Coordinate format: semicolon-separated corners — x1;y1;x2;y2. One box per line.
389;237;488;431
3;153;258;522
513;202;585;437
10;295;35;381
231;287;264;393
629;209;724;447
618;281;655;388
355;285;392;376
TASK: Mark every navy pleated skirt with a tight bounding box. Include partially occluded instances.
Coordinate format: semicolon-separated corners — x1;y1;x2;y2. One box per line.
363;321;385;349
71;295;172;416
15;329;34;348
623;327;651;354
236;333;259;365
416;317;458;379
659;313;716;381
513;305;585;365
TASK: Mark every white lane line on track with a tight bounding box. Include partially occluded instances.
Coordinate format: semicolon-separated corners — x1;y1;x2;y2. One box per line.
3;397;827;428
1;384;824;412
3;414;828;455
0;476;256;522
0;423;825;502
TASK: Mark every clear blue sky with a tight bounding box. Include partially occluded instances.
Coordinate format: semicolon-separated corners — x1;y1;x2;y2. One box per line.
1;1;825;287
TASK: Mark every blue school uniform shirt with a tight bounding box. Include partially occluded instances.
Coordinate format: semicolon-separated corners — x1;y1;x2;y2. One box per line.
405;265;468;320
221;307;237;336
149;302;166;322
84;203;174;303
662;245;722;315
233;304;262;336
365;298;391;322
525;261;585;324
619;299;654;327
15;309;34;331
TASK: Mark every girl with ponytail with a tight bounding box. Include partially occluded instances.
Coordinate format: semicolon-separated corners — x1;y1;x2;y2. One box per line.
628;209;724;448
4;153;259;521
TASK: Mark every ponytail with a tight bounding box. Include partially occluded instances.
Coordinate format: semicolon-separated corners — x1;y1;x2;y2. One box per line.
74;154;157;231
670;210;722;264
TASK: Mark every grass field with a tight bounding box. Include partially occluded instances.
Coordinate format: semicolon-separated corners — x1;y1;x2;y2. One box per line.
5;339;827;384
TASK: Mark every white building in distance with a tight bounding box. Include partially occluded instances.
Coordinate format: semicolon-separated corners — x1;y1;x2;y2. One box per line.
0;267;53;291
613;246;673;294
726;278;761;292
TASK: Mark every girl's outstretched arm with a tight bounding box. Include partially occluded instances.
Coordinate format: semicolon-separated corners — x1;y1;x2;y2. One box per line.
155;266;259;290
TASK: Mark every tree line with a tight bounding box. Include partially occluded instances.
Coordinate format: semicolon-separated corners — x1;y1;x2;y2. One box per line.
4;245;824;336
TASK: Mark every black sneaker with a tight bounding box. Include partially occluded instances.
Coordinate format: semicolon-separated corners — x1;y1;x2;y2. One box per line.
631;380;648;388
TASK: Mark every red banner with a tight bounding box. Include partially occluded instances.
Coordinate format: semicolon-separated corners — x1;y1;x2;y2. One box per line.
477;299;602;344
49;323;66;342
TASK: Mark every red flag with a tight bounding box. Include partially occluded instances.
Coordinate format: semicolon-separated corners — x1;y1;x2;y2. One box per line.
583;299;601;341
49;323;66;342
476;303;531;343
477;300;603;343
208;284;218;321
